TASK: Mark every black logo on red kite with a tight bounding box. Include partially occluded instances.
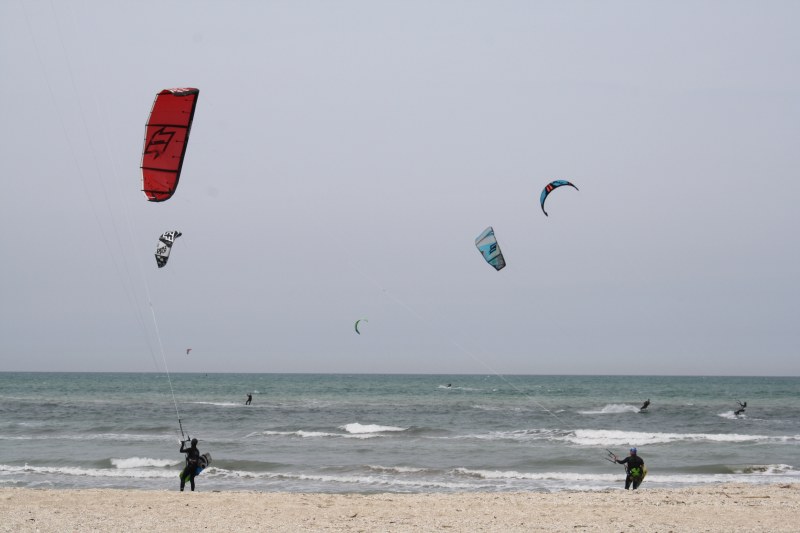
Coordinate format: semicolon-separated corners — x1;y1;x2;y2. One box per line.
144;127;176;159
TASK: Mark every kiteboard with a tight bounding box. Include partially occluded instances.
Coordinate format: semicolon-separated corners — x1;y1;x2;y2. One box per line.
179;453;212;481
630;465;648;484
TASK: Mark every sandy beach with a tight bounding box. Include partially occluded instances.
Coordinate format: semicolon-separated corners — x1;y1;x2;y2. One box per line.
1;483;798;532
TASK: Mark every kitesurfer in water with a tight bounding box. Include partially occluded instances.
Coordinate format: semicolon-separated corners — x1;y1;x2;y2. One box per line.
734;400;747;416
179;438;201;492
640;399;650;411
614;448;645;490
245;393;252;405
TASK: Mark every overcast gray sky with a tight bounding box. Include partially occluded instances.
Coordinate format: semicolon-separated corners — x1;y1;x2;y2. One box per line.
1;1;798;375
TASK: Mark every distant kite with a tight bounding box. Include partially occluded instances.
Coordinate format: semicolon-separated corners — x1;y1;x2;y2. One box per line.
155;231;182;268
186;348;192;355
540;180;579;216
475;226;506;271
141;88;199;202
355;319;368;335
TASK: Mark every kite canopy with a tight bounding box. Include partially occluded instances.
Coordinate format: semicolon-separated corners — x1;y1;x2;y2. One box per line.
141;88;199;202
475;226;506;271
355;319;368;335
155;231;182;268
540;180;579;216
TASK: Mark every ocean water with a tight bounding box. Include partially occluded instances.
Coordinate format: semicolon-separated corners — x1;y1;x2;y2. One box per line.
1;373;798;493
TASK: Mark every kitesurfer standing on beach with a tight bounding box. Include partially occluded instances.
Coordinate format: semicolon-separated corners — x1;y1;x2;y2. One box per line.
179;438;201;492
614;448;645;490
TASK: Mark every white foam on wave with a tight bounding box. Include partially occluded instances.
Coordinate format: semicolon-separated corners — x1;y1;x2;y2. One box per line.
297;430;339;438
454;466;800;486
566;428;791;446
579;404;640;415
366;465;427;474
0;433;175;443
471;404;502;412
427;427;800;446
644;469;800;485
438;385;484;392
718;411;745;420
341;423;407;434
1;421;46;428
208;467;479;490
261;428;403;439
262;430;340;438
190;401;242;407
0;464;174;479
447;428;559;442
111;457;179;469
733;464;797;475
6;461;796;492
453;467;619;482
471;404;530;413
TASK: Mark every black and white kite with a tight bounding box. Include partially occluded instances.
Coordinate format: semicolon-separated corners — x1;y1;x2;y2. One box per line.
155;230;182;268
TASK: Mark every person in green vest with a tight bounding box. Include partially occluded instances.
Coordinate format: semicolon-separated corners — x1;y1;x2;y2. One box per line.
614;447;646;490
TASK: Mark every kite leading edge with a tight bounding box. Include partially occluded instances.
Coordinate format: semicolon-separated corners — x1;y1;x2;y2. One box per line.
540;180;579;216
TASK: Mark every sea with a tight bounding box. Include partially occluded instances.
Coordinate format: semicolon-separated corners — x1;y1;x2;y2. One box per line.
1;373;798;493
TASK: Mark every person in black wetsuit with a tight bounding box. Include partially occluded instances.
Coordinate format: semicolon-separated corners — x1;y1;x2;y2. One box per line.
245;393;252;405
615;447;645;490
640;399;650;411
179;438;201;492
734;400;747;416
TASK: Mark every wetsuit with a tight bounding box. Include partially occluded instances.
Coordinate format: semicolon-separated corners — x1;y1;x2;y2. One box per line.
179;441;201;491
616;455;645;490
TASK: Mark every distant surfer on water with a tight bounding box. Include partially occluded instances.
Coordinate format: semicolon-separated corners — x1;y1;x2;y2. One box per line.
179;438;201;492
639;399;650;411
734;400;746;416
245;393;252;405
611;448;646;490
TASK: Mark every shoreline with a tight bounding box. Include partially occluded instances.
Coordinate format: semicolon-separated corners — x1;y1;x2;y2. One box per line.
2;483;798;532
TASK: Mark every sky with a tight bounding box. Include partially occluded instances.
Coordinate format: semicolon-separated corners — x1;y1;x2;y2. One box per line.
1;1;798;375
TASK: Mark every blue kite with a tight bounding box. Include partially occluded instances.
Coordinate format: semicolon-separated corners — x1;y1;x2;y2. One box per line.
475;226;506;271
540;180;579;216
